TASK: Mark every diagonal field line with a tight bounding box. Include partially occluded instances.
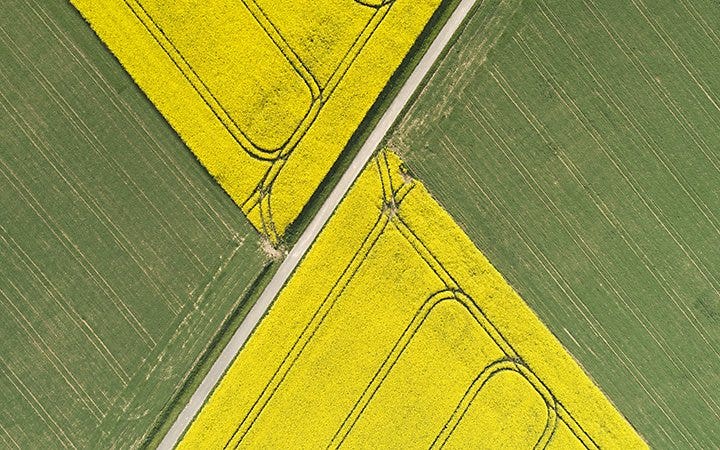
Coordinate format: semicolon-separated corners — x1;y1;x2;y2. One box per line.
158;1;477;447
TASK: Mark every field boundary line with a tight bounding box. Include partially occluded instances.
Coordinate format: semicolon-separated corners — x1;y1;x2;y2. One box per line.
157;1;478;447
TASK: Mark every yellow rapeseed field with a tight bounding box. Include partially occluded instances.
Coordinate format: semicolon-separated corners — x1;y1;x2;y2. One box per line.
180;151;646;448
70;0;441;242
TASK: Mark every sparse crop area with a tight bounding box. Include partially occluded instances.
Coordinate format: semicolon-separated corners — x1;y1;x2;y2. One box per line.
179;152;643;449
0;1;268;447
71;0;443;243
390;0;720;447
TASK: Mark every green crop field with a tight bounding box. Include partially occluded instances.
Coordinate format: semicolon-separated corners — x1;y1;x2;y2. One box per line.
0;1;269;447
390;0;720;448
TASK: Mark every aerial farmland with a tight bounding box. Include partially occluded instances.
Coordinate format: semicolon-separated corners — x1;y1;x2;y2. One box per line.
1;0;717;448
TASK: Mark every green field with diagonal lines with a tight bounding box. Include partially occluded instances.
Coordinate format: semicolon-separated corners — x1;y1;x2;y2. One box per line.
0;1;269;447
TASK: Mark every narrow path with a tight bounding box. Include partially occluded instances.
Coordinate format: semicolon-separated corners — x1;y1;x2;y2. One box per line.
158;1;477;447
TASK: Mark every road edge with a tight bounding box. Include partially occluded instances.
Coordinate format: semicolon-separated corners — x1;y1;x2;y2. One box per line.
157;1;478;447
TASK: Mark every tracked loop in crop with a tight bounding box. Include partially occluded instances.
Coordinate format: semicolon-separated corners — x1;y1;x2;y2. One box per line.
79;0;445;244
430;359;558;449
224;152;599;448
120;0;399;243
239;0;396;243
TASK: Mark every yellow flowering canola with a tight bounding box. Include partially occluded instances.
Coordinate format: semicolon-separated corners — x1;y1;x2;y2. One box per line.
180;151;646;449
70;0;441;242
